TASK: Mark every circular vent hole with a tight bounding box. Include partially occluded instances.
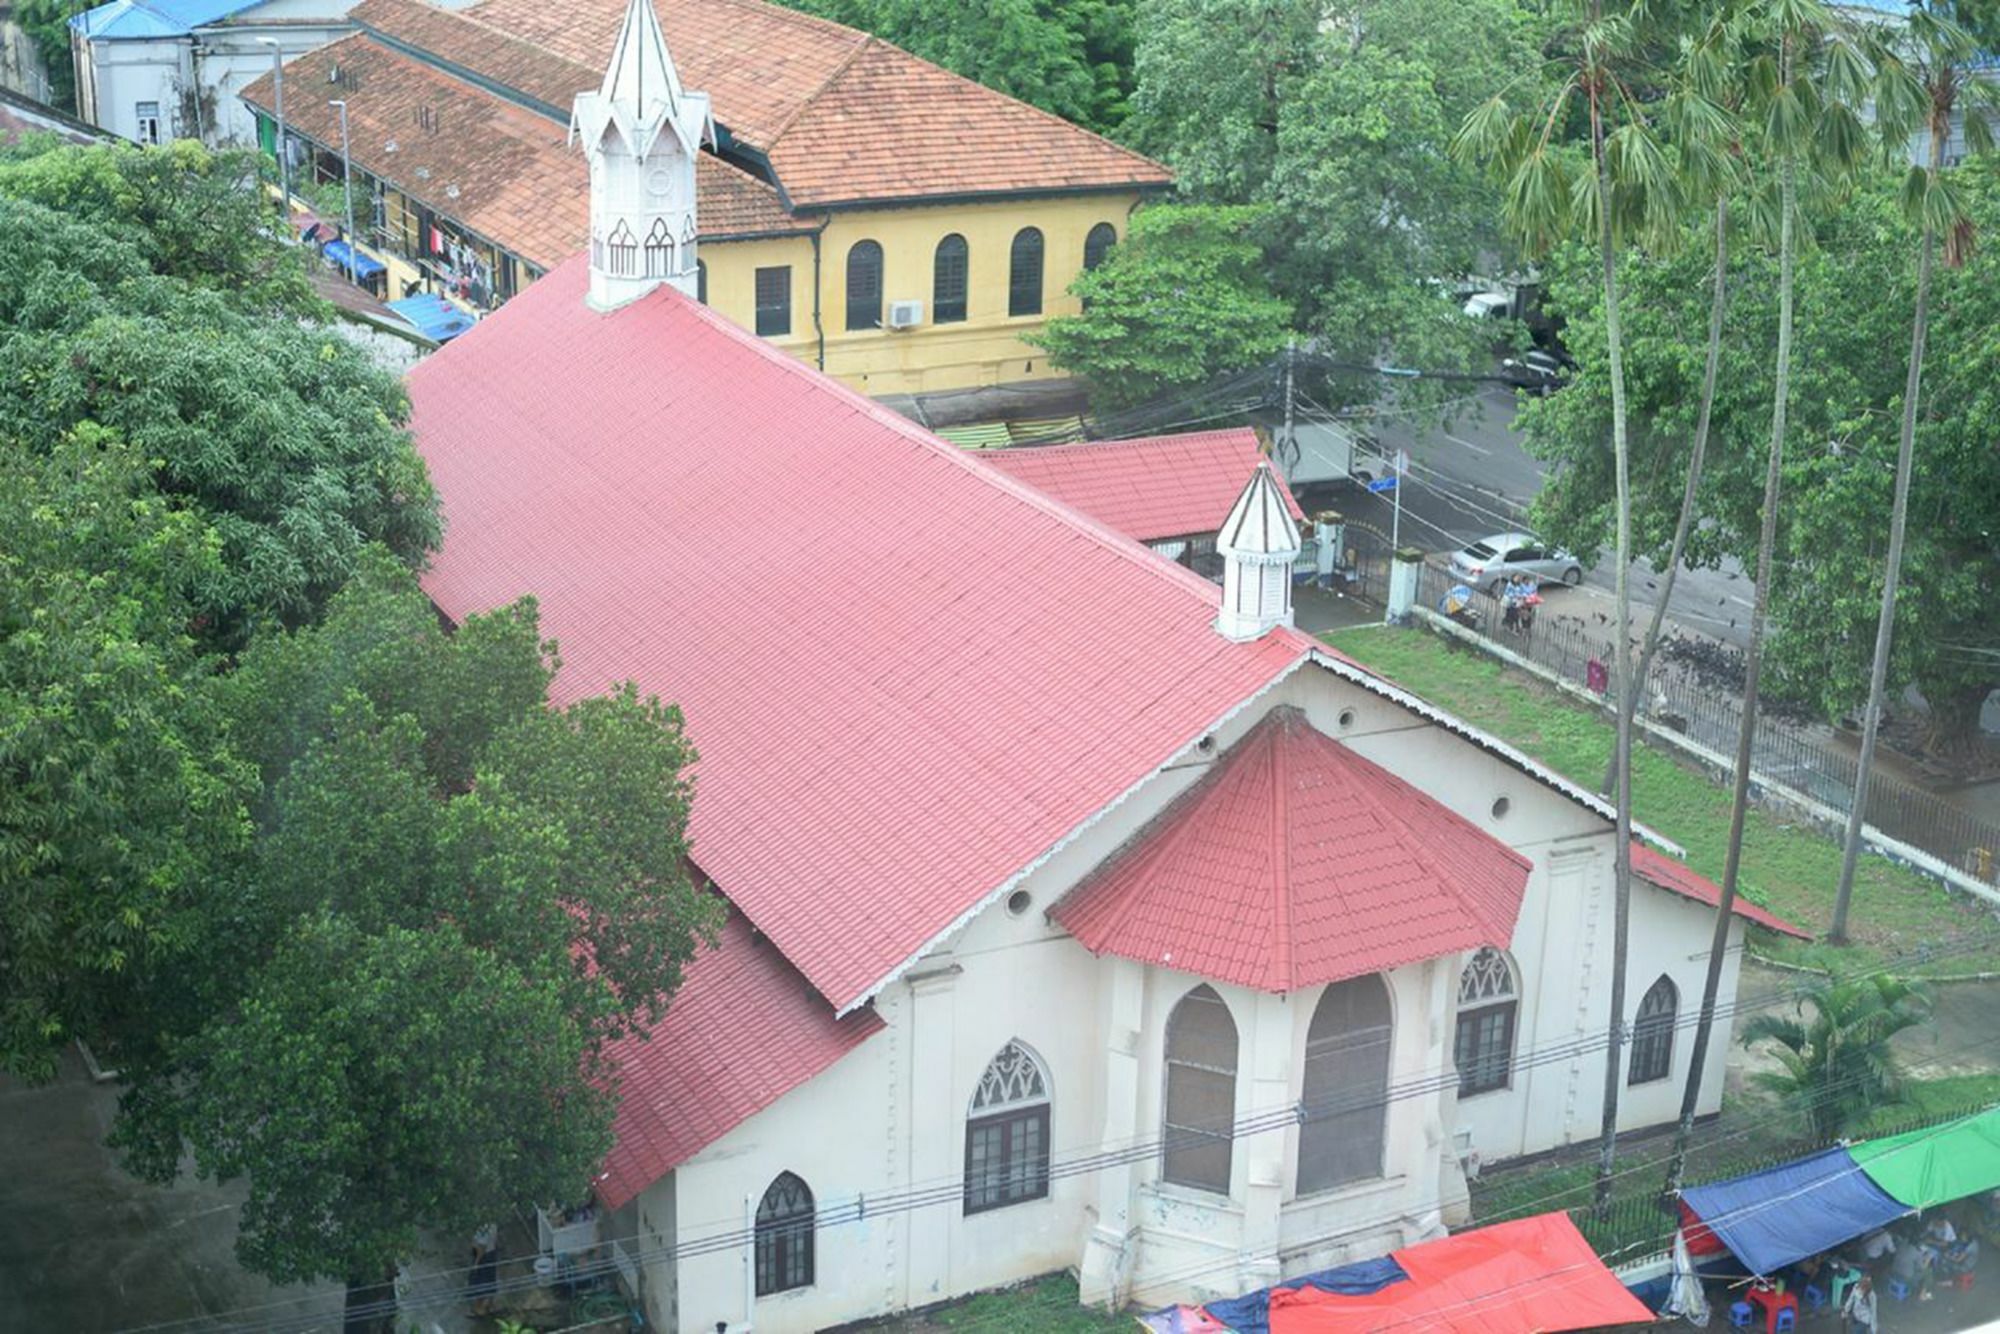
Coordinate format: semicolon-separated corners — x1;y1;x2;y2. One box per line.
1491;796;1512;820
1338;708;1357;730
1007;889;1034;917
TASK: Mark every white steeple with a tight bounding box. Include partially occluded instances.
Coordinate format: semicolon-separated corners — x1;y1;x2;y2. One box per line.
571;0;715;311
1214;462;1301;641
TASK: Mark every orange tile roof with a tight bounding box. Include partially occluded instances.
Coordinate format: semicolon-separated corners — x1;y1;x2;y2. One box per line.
358;0;1171;208
240;34;809;269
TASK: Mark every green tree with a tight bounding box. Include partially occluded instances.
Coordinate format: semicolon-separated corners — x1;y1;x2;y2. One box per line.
1742;975;1933;1140
1128;0;1538;398
0;197;439;643
1455;0;1684;1207
1830;2;1997;940
1026;203;1290;409
12;0;79;112
158;914;611;1328
0;428;249;1081
0;140;318;313
779;0;1136;133
112;557;722;1318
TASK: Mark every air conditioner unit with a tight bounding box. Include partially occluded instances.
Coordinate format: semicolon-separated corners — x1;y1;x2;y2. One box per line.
886;299;924;330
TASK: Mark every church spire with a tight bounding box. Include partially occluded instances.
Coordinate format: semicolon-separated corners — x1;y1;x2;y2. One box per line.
1213;462;1301;641
572;0;714;311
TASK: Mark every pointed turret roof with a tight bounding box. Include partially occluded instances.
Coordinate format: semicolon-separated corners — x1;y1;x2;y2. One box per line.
599;0;682;120
1217;460;1301;560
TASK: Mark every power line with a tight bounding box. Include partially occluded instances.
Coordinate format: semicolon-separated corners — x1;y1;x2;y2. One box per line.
110;924;2000;1334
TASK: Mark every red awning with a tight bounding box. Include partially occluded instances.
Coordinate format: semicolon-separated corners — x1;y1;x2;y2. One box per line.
1268;1213;1654;1333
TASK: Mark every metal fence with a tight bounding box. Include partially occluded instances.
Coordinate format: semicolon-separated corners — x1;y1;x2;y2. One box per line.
1415;561;2000;889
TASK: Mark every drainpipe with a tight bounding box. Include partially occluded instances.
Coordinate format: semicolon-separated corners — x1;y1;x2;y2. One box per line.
809;216;829;371
740;1191;756;1332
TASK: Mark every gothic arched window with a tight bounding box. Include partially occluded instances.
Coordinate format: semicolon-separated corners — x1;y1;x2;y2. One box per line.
1629;975;1678;1085
643;217;673;279
1298;975;1392;1194
1454;947;1518;1096
964;1041;1050;1214
1162;985;1237;1193
606;219;638;278
1008;227;1044;317
933;233;968;324
846;239;883;331
1083;221;1117;271
753;1172;814;1295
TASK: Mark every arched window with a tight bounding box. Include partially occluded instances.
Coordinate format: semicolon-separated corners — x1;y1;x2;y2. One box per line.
1454;947;1518;1096
1162;985;1237;1193
696;258;708;305
933;233;968;323
1298;975;1392;1194
1008;226;1044;317
1083;221;1117;271
964;1040;1051;1214
753;1172;814;1295
1629;975;1678;1085
643;217;673;279
606;219;638;278
845;239;883;331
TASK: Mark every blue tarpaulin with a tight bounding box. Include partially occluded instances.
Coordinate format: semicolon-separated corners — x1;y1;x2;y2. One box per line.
1681;1146;1908;1276
322;240;386;279
386;295;477;343
1197;1255;1407;1334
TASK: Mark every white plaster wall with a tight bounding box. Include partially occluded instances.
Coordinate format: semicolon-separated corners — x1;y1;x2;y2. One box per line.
624;660;1760;1330
75;40;183;142
194;23;357;146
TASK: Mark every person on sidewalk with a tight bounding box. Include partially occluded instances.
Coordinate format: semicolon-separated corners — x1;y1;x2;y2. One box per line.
1842;1274;1877;1333
468;1222;500;1318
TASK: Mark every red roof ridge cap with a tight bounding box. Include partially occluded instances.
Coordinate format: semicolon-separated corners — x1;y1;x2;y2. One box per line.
1269;709;1294;990
365;0;594;73
992;427;1260;457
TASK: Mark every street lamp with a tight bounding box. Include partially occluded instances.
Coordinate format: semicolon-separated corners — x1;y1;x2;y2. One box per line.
256;37;288;212
328;97;356;285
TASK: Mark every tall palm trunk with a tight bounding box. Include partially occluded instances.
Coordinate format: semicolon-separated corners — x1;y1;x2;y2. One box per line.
1830;114;1944;943
1668;65;1799;1194
1591;73;1639;1211
1602;197;1731;797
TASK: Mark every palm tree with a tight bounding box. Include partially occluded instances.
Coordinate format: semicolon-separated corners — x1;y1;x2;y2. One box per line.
1828;4;1997;944
1742;974;1933;1140
1455;0;1681;1207
1665;0;1871;1189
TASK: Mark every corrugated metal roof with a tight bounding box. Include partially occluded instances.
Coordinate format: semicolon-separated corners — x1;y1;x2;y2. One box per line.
1629;841;1810;939
70;0;261;40
1052;707;1531;993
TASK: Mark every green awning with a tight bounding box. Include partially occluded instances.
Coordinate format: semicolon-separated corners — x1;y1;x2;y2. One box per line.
1852;1106;2000;1210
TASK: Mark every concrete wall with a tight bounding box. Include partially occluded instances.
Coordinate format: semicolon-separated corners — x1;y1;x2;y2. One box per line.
626;660;1748;1331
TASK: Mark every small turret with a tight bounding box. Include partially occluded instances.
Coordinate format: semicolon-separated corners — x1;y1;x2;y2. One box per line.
1213;462;1300;641
571;0;715;311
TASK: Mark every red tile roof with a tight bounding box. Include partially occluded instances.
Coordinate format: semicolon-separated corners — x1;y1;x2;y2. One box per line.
408;256;1314;1014
1629;842;1810;939
359;0;1171;209
976;430;1305;545
1051;707;1531;993
240;35;808;270
598;911;881;1207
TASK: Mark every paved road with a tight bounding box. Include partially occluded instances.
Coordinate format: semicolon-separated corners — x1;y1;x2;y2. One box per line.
1316;385;1758;650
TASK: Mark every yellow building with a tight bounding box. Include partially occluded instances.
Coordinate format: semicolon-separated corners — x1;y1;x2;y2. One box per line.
243;0;1169;402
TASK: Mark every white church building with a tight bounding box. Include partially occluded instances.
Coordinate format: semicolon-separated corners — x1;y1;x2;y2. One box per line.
403;3;1806;1329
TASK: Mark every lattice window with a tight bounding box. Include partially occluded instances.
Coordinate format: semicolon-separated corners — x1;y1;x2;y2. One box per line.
1008;227;1044;317
1458;947;1516;1004
1628;975;1677;1085
845;239;883;331
933;233;968;323
1162;985;1237;1193
1083;221;1117;271
1298;975;1392;1194
606;219;638;278
642;218;673;278
964;1042;1051;1214
972;1041;1048;1111
1455;948;1518;1097
754;1172;813;1295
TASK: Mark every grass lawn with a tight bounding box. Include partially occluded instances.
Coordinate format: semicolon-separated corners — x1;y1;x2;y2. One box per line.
856;1274;1130;1331
1322;625;2000;979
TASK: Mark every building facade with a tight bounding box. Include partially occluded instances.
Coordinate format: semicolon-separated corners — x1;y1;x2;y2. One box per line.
237;0;1167;396
399;13;1807;1328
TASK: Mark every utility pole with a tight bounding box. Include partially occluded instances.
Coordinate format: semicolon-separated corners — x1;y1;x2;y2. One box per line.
258;37;288;212
329;97;356;285
1280;340;1296;466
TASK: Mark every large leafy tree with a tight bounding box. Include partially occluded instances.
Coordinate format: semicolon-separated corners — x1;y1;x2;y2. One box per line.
779;0;1136;133
1517;166;2000;758
0;429;249;1081
0;196;439;643
1127;0;1538;398
0;141;318;313
114;556;722;1322
1026;203;1291;410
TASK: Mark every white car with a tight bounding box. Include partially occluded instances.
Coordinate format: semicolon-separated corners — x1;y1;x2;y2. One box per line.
1448;533;1583;594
